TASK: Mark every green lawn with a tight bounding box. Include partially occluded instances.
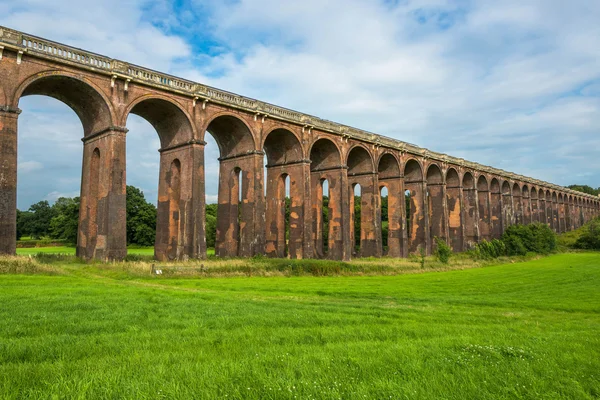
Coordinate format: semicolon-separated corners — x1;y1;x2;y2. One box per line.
0;253;599;399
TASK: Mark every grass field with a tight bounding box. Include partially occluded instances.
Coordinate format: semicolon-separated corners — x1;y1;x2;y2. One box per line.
0;253;599;399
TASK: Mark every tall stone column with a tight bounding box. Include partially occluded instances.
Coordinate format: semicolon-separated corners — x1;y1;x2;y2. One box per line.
428;181;447;254
77;127;127;260
155;141;206;261
265;160;309;259
381;177;403;257
215;152;264;258
349;172;380;258
0;107;20;256
462;185;479;248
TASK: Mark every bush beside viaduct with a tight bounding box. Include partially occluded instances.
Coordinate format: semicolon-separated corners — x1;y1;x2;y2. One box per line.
1;26;598;261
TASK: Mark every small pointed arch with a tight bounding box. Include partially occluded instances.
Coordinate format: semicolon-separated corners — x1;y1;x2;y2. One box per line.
462;171;475;189
126;95;195;149
477;175;489;191
512;182;521;197
310;138;342;171
404;159;423;182
347;145;375;175
15;70;115;136
539;188;545;200
568;195;573;205
522;185;530;198
546;190;552;201
552;192;558;202
263;128;303;165
446;168;460;188
377;153;401;178
558;193;564;203
204;114;256;159
490;178;500;193
426;164;443;184
502;181;512;195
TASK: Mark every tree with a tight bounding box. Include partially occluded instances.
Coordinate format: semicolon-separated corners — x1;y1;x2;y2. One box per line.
126;186;157;246
26;201;56;239
49;197;80;244
568;185;599;196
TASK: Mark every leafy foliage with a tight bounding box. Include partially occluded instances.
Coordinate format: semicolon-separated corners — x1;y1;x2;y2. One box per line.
574;217;600;250
434;237;452;264
125;186;157;246
475;239;507;259
567;185;600;196
501;223;556;256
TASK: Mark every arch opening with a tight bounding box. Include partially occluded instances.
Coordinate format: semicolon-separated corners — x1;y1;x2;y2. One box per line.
426;164;445;252
404;160;425;254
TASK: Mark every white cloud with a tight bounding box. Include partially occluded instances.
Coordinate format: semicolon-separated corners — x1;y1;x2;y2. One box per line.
18;160;43;173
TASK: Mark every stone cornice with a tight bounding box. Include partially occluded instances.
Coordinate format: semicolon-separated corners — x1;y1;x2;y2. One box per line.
1;25;597;202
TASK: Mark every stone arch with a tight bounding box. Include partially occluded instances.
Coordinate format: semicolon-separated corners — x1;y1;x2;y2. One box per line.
403;159;425;254
263;128;305;259
377;153;402;257
489;178;502;238
347;145;377;257
125;95;195;149
310;138;342;171
445;168;462;251
14;71;125;260
202;114;262;258
15;70;115;136
205;113;257;158
426;164;445;250
404;159;423;182
263;128;304;166
347;145;375;175
463;172;475;189
377;152;401;178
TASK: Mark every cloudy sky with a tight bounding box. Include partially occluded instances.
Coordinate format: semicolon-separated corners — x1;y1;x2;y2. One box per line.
2;0;599;209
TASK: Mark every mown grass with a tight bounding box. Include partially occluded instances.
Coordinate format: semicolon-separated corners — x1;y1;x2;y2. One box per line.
0;253;599;399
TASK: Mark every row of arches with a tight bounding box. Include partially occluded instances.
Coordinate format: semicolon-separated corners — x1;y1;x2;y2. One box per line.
0;67;598;260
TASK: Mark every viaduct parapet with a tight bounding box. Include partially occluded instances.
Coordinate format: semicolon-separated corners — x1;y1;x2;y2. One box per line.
0;26;598;260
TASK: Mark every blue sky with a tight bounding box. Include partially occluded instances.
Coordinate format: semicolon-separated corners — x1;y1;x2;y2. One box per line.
1;0;599;209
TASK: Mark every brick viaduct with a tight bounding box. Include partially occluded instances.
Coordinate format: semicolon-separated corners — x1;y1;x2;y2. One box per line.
1;26;598;261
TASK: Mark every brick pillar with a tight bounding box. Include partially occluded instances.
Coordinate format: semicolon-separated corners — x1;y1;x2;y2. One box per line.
522;194;531;225
265;160;310;259
463;185;479;248
381;177;403;257
478;187;491;241
349;172;380;258
0;107;20;256
513;192;523;225
446;182;463;252
428;181;446;253
155;142;206;261
502;190;513;229
530;196;538;224
404;178;426;254
490;190;503;239
215;152;264;258
77;128;127;260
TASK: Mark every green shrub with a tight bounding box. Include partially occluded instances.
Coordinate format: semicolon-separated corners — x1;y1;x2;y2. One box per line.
476;239;507;259
502;223;556;256
574;218;600;250
434;237;452;264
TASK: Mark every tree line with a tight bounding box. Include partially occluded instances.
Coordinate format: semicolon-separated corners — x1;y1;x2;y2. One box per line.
17;186;157;246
